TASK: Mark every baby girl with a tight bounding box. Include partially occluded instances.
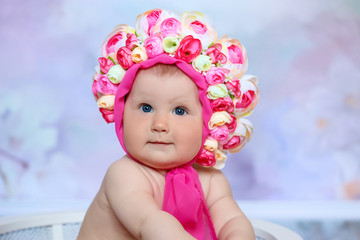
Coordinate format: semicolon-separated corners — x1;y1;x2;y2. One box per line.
78;9;259;240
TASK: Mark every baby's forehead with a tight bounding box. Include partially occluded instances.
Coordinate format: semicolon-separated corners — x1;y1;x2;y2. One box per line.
136;63;187;78
129;65;201;102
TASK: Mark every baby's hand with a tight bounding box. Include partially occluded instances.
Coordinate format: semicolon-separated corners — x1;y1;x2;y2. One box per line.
205;168;255;240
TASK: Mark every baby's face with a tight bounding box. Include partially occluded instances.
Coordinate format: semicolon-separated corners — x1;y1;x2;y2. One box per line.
123;68;203;169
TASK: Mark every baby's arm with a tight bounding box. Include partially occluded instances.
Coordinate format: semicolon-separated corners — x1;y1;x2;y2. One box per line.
207;169;255;240
104;157;196;240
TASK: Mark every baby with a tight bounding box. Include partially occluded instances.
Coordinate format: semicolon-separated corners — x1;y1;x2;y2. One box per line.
78;9;259;240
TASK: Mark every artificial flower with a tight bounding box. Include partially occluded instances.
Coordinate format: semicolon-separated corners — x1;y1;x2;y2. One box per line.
222;135;241;150
131;45;148;63
101;25;135;56
217;36;248;79
236;90;255;109
210;125;229;141
205;67;229;85
228;44;245;64
96;75;117;94
160;17;181;37
189;20;207;34
92;80;99;100
225;79;241;97
226;114;237;132
209;111;232;130
234;75;259;117
98;57;114;74
197;148;216;166
107;65;126;84
180;11;217;49
211;97;234;113
163;36;180;54
125;33;138;50
215;149;227;161
175;35;202;63
205;43;227;64
192;55;212;72
116;46;134;69
144;34;164;58
99;108;115;123
207;84;228;99
97;95;115;110
203;137;218;152
135;9;162;39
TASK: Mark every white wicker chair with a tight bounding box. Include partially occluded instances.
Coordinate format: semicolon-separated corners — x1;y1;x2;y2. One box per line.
0;211;302;240
0;211;85;240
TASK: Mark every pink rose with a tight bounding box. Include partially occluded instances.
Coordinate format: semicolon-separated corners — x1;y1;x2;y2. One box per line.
211;97;234;113
190;20;207;34
125;33;138;50
96;75;117;94
196;149;216;167
99;108;115;123
146;9;162;35
210;125;229;141
144;34;164;58
236;90;255;109
160;18;181;37
222;136;242;150
104;33;123;55
228;44;245;64
175;35;202;63
116;46;134;69
205;43;227;64
225;79;241;97
226;114;237;132
98;57;114;74
92;80;99;99
205;67;229;85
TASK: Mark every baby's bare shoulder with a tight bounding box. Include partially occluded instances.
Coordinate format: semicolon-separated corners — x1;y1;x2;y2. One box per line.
194;164;225;183
193;164;230;200
103;157;154;196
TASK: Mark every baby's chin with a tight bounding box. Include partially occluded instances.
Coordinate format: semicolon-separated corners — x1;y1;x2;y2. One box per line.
136;156;196;170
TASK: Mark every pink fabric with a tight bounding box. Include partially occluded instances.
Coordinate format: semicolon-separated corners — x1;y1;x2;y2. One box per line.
114;54;217;239
163;166;217;240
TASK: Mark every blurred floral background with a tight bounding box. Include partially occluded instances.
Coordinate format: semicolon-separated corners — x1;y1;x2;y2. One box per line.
0;0;359;202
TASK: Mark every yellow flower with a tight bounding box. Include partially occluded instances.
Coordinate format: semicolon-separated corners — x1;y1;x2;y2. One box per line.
97;95;115;110
208;111;232;130
204;138;218;152
215;150;227;161
131;45;148;63
207;84;228;99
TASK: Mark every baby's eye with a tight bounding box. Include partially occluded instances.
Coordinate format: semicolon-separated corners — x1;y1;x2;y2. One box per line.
141;104;153;113
173;107;187;116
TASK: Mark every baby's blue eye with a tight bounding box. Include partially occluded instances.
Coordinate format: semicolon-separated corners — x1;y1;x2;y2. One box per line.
141;104;153;113
174;107;187;116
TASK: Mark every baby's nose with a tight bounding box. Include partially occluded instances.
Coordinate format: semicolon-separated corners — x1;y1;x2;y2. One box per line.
151;113;169;133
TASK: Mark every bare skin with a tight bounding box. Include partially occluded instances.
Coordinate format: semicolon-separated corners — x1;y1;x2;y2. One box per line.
78;156;255;240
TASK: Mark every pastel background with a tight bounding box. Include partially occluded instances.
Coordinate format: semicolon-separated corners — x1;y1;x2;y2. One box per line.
1;0;359;205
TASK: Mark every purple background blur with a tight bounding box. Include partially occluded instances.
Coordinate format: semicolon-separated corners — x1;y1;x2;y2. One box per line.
1;0;359;202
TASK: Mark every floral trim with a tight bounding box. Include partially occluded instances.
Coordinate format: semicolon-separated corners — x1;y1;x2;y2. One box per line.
92;9;259;169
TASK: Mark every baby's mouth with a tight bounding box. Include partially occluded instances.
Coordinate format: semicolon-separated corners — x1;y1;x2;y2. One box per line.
148;141;172;145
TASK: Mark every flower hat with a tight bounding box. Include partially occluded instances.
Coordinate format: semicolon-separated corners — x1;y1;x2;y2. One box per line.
92;9;259;169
